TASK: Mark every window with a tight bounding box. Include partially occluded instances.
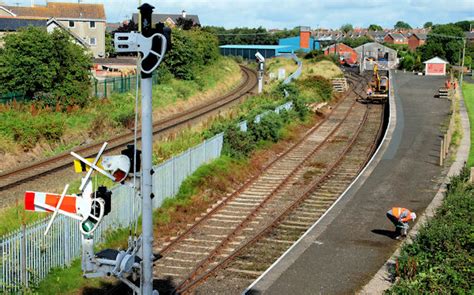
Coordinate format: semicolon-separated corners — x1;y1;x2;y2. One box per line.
90;37;97;46
68;20;74;28
89;21;96;28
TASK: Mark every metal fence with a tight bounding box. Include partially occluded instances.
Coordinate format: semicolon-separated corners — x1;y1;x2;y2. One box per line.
0;92;28;104
0;133;223;293
282;54;303;85
92;72;161;99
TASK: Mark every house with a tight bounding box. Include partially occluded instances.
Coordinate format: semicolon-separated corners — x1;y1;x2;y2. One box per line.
0;2;106;57
323;43;358;65
0;17;46;46
132;10;200;28
383;33;408;45
408;33;427;51
423;56;448;76
354;42;398;69
367;31;387;43
466;31;474;44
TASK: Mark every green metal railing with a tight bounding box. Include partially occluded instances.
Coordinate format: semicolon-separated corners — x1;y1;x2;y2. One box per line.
93;72;160;98
0;92;27;104
0;73;161;104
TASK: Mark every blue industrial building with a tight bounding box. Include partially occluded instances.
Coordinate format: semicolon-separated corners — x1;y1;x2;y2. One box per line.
278;36;319;53
220;44;293;59
220;27;319;59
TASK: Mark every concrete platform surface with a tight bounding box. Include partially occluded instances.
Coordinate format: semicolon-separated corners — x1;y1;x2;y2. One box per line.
247;72;450;295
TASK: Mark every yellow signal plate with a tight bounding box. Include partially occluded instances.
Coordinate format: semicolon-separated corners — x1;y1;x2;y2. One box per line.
73;158;103;173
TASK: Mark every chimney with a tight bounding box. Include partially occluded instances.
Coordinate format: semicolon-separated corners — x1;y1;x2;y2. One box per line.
181;10;187;18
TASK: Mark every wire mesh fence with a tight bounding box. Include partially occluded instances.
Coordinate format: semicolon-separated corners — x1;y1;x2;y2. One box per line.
92;72;161;99
0;133;223;293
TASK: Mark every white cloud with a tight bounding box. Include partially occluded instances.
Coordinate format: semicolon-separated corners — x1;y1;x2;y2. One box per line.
3;0;473;29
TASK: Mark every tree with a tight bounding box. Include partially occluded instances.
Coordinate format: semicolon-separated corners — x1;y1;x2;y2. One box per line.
340;23;353;34
176;17;200;30
423;22;433;29
368;24;383;31
419;24;464;65
0;27;92;106
453;20;474;31
394;21;412;30
105;32;115;57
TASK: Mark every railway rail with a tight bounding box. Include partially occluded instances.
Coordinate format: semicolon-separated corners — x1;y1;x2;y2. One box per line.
0;66;257;192
146;72;384;294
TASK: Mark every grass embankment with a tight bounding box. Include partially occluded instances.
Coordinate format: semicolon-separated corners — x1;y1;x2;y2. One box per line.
0;57;240;173
462;82;474;166
32;60;337;294
387;168;473;294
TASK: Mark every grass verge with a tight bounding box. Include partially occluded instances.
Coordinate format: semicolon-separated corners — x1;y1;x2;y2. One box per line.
387;168;473;294
0;57;241;172
462;82;474;167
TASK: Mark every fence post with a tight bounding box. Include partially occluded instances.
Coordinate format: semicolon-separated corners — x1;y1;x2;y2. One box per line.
64;219;70;266
104;79;107;98
21;224;27;289
94;79;98;98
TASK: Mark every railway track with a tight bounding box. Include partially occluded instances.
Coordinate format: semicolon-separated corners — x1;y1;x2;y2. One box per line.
195;99;385;295
147;72;384;294
0;66;257;192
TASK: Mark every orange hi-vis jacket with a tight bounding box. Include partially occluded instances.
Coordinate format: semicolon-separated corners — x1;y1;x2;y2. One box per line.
389;207;413;223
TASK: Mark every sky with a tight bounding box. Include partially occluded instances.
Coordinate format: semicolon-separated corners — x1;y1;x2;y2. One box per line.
3;0;473;29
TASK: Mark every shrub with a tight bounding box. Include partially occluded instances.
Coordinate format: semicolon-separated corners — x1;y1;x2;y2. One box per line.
0;27;92;107
297;75;333;102
249;112;283;143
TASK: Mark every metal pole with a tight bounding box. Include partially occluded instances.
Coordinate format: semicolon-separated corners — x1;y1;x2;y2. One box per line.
460;38;466;88
141;76;154;295
139;3;154;294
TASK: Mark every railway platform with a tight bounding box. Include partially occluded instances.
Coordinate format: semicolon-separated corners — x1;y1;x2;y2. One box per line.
247;72;461;294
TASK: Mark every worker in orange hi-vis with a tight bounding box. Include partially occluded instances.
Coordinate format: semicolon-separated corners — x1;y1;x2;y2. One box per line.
445;79;451;89
386;207;416;239
367;86;373;97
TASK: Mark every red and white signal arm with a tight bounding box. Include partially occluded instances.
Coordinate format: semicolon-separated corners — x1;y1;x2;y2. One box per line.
24;181;104;234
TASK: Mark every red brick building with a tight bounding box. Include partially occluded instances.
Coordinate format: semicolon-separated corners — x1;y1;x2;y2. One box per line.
383;33;408;45
324;43;358;65
408;33;427;51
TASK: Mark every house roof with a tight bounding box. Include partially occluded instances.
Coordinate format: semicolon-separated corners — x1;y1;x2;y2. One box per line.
1;3;106;20
411;33;427;40
386;33;406;40
354;42;397;54
423;56;448;64
47;18;89;47
132;13;200;25
0;17;46;31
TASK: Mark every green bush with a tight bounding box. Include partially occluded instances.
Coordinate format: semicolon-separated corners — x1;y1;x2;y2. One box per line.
297;75;333;102
0;27;92;107
249;112;283;143
164;29;219;80
388;168;474;294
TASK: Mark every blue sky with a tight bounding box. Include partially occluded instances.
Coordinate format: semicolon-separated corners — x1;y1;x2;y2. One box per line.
3;0;473;29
